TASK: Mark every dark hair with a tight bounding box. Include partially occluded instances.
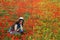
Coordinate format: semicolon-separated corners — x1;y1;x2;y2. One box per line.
15;19;24;26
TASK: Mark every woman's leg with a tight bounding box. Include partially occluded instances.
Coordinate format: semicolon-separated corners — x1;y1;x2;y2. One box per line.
20;29;23;32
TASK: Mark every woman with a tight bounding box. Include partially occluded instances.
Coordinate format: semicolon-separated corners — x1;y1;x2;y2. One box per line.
8;17;24;34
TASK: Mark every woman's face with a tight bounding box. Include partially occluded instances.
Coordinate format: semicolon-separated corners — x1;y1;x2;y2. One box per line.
19;20;23;24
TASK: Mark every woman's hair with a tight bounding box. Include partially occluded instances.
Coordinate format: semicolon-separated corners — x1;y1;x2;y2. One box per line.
15;19;24;26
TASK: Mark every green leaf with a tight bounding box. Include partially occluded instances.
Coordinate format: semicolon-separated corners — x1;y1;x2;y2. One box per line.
37;37;40;40
4;36;11;40
2;10;6;13
0;32;2;36
46;32;53;40
5;13;10;16
56;30;60;40
58;22;60;26
0;13;5;16
4;28;8;31
52;18;58;22
14;33;21;37
29;36;33;40
0;9;8;16
24;12;30;20
6;22;9;26
11;14;18;19
0;27;2;30
50;0;60;3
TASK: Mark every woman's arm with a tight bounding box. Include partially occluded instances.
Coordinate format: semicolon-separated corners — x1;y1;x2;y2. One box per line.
14;24;17;31
20;25;23;31
16;25;23;31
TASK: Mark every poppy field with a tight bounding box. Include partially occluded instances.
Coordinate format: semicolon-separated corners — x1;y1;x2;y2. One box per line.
0;0;60;40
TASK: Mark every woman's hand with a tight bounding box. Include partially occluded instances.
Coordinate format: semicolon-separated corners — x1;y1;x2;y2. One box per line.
16;28;20;31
